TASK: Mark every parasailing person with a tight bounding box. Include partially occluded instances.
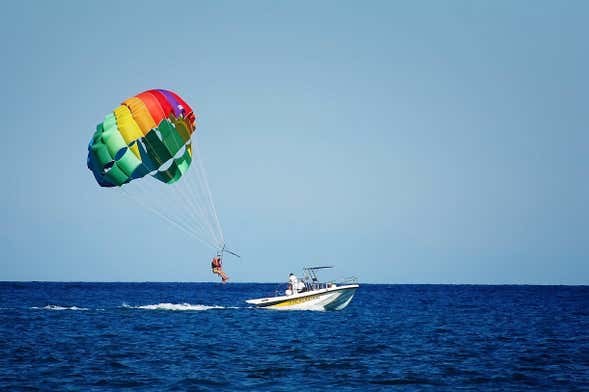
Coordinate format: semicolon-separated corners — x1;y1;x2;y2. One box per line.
211;254;229;283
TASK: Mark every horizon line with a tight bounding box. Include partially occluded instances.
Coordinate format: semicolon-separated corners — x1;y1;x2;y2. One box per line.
0;280;587;287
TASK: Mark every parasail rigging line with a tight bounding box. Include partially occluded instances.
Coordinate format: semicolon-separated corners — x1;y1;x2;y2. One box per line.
120;138;226;253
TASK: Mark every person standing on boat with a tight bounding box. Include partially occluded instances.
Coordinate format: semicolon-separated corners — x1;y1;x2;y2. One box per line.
288;273;299;295
211;254;229;283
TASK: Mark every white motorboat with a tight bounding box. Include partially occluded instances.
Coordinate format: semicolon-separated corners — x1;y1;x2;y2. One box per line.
246;266;359;311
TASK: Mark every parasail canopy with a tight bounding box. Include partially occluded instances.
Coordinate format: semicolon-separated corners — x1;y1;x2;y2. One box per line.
87;89;226;252
87;89;196;187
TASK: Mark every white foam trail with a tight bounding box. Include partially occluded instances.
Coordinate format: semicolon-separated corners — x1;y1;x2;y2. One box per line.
31;305;89;311
122;303;225;311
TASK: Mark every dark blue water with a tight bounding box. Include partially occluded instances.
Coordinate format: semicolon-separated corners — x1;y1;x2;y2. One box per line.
1;283;588;391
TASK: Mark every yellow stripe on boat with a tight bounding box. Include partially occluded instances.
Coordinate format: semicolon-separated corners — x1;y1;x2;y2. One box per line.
271;294;321;308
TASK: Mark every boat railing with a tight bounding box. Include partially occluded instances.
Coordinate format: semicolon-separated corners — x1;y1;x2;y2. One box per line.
303;277;357;291
305;281;331;291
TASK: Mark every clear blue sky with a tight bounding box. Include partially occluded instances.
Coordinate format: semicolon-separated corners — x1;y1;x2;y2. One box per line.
0;1;587;284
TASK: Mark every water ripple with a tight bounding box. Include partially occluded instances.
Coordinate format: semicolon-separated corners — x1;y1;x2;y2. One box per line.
0;283;588;390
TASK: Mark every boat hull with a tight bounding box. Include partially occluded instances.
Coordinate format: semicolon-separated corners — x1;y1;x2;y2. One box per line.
246;284;359;311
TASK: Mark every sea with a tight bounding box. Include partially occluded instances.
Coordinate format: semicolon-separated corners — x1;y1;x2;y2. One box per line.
0;282;588;391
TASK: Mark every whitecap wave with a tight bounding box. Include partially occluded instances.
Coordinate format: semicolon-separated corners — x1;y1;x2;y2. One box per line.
122;303;225;311
31;305;89;311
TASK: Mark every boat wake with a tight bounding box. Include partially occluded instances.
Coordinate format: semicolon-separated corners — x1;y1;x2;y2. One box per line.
31;305;89;311
19;303;236;312
122;303;226;311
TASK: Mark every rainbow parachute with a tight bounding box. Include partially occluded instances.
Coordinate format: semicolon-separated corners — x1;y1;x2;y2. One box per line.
87;89;196;187
87;89;227;253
